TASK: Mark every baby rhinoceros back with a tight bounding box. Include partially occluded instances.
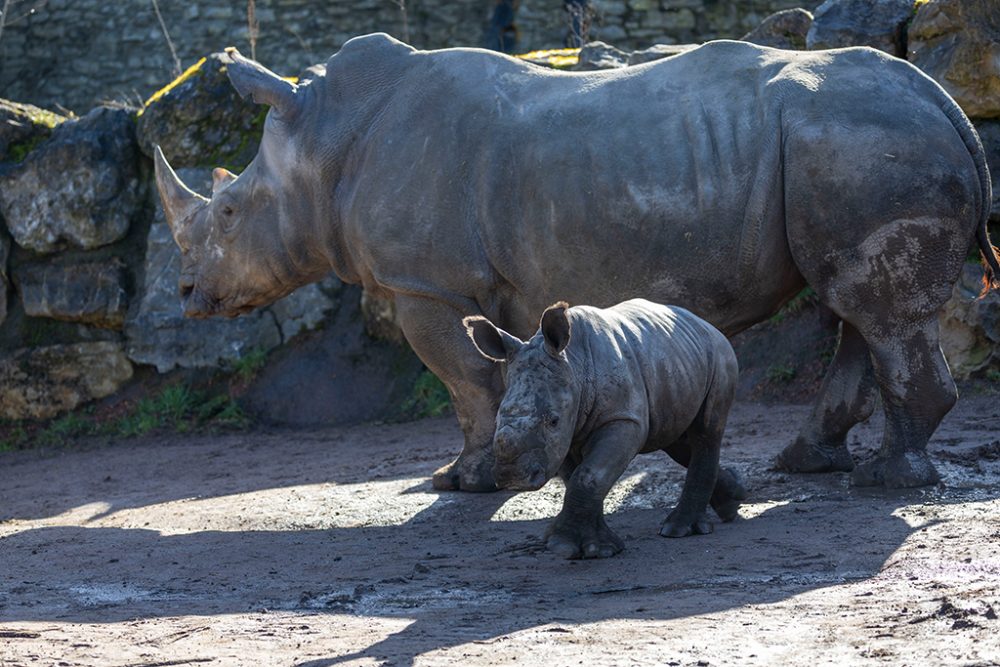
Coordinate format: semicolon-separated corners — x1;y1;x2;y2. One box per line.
465;298;745;559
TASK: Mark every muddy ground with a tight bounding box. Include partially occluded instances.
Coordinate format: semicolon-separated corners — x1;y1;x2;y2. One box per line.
2;395;999;666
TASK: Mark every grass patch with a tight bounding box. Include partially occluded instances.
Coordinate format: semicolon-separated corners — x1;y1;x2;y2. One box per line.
0;384;251;451
400;370;452;419
765;364;797;383
768;287;817;325
111;384;248;436
229;347;269;383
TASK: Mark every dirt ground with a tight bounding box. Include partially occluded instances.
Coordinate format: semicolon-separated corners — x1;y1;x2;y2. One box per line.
2;395;999;666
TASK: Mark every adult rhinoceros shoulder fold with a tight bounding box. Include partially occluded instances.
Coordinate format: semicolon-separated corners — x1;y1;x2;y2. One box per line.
224;47;299;120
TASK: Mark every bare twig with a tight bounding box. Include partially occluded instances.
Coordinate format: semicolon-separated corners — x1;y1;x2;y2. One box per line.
391;0;410;44
151;0;181;78
0;0;12;48
0;0;49;48
247;0;259;61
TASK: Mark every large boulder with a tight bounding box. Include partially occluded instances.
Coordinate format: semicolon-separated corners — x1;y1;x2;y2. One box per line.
806;0;914;57
15;260;128;329
0;98;66;164
136;52;265;169
0;106;142;254
741;8;814;50
125;168;339;372
909;0;1000;119
0;341;134;420
976;120;1000;222
939;264;1000;379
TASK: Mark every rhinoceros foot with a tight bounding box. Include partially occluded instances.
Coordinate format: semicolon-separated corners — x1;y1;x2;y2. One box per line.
545;516;624;559
850;451;941;489
710;466;747;522
659;509;714;538
774;436;855;474
431;456;498;492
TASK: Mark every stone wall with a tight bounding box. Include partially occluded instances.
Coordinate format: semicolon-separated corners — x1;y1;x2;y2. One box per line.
1;0;999;427
0;0;819;113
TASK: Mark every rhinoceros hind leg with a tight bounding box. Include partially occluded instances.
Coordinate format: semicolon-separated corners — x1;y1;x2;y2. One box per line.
775;321;876;474
848;319;954;488
710;466;746;522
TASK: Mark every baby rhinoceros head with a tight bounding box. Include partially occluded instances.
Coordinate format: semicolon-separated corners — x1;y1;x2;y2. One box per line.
465;303;579;491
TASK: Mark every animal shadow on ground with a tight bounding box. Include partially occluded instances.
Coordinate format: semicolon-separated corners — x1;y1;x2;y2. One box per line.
1;400;998;666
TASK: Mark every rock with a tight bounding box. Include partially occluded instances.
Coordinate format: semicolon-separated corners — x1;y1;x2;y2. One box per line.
741;8;813;50
939;264;1000;379
270;276;344;342
15;260;128;329
125;168;338;372
0;341;134;420
806;0;914;57
975;120;1000;222
0;229;9;327
241;286;424;427
136;52;265;169
627;43;696;65
574;41;629;70
0;98;67;164
909;0;1000;119
0;106;142;254
361;290;406;345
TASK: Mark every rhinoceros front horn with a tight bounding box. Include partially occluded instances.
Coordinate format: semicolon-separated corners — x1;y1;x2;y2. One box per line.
225;47;299;120
154;145;209;248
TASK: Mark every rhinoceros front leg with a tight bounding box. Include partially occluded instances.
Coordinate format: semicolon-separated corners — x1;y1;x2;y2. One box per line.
775;321;878;473
546;421;641;559
393;293;503;492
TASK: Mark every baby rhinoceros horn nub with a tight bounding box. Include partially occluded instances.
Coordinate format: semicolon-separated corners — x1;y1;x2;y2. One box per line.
153;145;208;251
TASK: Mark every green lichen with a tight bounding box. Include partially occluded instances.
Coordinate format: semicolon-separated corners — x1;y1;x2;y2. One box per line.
5;134;47;163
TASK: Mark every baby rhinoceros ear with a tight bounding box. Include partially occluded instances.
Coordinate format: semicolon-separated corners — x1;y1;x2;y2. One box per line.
540;301;571;357
464;316;524;362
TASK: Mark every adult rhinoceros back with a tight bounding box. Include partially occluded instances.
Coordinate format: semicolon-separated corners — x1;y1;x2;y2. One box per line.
154;34;997;492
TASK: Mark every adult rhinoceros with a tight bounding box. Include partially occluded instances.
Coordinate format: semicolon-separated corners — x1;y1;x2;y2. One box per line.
155;33;998;491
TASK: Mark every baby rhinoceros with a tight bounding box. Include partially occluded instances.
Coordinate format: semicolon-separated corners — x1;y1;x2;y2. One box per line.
464;299;745;559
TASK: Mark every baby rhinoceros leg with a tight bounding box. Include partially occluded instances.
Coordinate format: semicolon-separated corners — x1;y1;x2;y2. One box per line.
547;421;641;559
659;395;730;538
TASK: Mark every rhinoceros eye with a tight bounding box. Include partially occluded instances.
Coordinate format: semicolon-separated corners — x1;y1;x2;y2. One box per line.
546;414;560;429
218;203;239;233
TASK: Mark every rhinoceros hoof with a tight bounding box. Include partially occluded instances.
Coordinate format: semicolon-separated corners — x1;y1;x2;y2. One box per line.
774;437;855;473
432;457;498;492
711;466;747;522
850;451;940;489
659;510;713;538
545;518;624;559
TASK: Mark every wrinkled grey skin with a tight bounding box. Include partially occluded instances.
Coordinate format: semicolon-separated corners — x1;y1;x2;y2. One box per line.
155;34;999;492
466;300;742;559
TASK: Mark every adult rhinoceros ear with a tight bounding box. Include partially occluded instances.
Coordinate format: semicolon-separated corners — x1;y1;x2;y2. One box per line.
225;47;299;120
464;316;524;362
540;302;571;357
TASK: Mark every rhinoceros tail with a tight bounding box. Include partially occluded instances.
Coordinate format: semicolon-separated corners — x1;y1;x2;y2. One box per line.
939;93;1000;295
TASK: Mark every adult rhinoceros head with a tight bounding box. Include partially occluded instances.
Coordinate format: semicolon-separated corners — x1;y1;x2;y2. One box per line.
154;36;410;318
